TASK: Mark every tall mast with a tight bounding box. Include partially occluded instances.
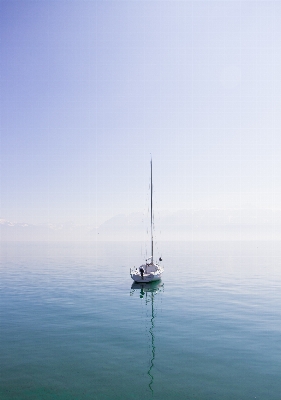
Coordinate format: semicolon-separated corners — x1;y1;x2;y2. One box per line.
150;158;153;263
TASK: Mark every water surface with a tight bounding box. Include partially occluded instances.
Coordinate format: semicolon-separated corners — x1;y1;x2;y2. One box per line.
1;241;281;399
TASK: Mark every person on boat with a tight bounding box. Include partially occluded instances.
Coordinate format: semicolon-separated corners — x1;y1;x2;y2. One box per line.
139;266;144;279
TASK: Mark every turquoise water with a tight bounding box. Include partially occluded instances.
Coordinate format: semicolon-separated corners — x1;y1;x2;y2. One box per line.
1;241;281;399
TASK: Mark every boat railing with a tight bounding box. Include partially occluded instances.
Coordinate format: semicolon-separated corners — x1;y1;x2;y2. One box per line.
130;266;163;275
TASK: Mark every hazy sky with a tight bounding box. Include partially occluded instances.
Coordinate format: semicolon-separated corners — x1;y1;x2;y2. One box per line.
1;1;281;226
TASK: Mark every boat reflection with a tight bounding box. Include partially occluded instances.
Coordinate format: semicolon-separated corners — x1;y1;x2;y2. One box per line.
130;281;164;396
130;280;164;297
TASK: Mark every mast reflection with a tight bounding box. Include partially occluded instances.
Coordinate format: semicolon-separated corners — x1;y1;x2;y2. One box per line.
130;281;164;396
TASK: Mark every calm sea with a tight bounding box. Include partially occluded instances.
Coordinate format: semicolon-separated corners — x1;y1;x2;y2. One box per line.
1;240;281;399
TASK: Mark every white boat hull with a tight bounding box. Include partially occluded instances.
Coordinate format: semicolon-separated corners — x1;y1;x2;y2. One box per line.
130;264;164;283
130;272;163;283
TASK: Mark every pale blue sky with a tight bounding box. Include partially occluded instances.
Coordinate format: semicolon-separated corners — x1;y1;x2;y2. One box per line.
1;1;281;226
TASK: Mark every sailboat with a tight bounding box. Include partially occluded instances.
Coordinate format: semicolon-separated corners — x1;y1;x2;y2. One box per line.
130;159;164;283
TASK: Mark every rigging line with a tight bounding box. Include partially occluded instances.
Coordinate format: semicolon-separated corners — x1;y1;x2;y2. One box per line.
150;158;153;262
